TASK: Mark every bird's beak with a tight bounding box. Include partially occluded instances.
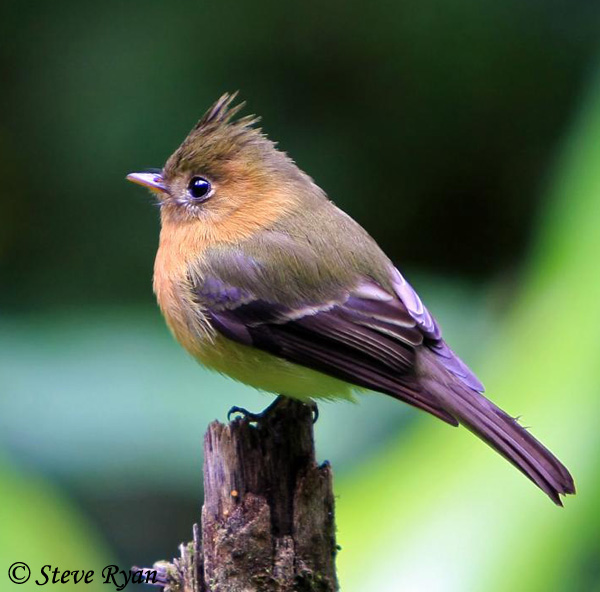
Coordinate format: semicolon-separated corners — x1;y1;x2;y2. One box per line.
126;171;168;194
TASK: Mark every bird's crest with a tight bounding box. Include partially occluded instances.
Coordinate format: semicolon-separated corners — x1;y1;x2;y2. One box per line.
165;92;267;175
192;92;262;141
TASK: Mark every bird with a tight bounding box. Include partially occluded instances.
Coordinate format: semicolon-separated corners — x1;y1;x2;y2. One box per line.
127;93;575;505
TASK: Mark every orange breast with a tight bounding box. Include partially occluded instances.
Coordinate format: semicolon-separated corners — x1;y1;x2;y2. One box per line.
153;220;215;355
153;180;300;362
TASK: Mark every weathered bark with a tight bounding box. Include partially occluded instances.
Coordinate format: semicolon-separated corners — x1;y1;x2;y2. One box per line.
140;397;338;592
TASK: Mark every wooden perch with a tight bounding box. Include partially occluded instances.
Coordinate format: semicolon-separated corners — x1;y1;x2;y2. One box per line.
140;397;339;592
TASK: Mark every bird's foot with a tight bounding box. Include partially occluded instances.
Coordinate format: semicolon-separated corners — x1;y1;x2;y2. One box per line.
227;395;286;424
227;405;264;423
227;396;319;424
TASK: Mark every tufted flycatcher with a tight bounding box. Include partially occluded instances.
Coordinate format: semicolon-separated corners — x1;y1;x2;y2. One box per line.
127;93;574;505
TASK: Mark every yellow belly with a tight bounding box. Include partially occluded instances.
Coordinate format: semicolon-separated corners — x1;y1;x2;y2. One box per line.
155;272;356;401
153;225;357;401
193;331;357;401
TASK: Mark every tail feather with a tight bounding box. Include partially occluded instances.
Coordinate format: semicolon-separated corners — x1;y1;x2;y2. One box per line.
442;383;574;504
419;362;575;504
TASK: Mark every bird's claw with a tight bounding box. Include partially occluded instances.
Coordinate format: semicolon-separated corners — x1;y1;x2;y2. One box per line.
227;405;264;423
227;396;319;425
308;401;319;424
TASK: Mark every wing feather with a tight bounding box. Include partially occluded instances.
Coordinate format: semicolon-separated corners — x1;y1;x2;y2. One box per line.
195;259;462;424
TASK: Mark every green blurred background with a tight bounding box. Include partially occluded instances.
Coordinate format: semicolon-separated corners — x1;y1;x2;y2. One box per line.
1;1;599;590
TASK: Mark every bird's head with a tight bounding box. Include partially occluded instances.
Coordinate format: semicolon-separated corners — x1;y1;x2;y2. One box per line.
127;93;317;239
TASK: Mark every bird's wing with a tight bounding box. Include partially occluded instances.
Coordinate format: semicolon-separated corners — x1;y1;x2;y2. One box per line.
387;266;485;393
191;248;482;424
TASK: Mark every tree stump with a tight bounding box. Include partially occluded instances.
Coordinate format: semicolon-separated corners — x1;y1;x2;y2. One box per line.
140;397;338;592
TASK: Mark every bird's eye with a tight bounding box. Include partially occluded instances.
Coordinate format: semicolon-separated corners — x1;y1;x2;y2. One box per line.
187;177;212;202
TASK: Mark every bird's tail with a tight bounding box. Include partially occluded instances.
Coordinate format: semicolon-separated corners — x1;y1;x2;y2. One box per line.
420;367;575;505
